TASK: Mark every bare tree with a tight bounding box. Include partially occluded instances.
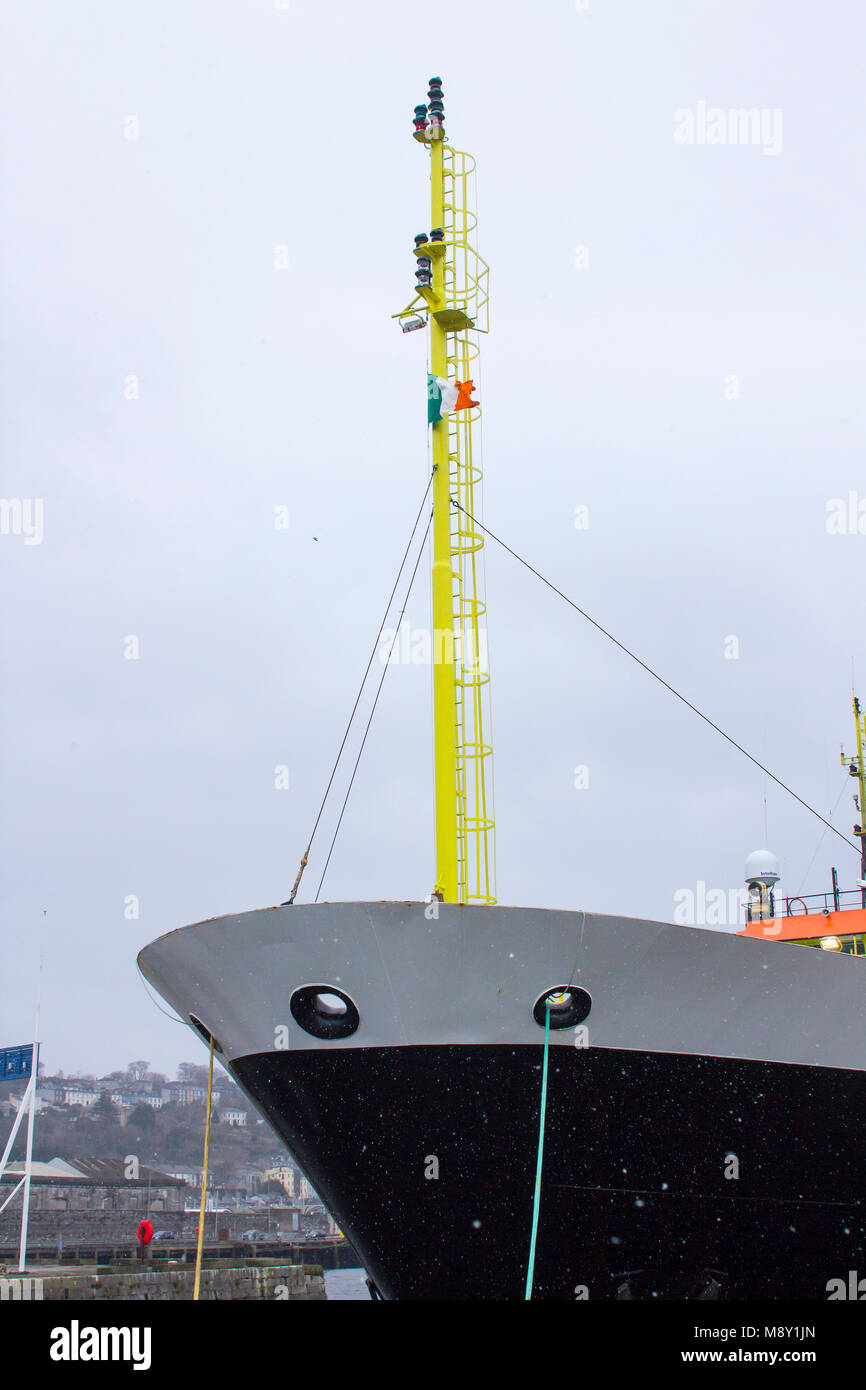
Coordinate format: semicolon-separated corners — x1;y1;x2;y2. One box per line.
177;1063;209;1086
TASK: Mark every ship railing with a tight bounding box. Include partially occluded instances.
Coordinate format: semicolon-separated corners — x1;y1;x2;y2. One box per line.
745;886;865;923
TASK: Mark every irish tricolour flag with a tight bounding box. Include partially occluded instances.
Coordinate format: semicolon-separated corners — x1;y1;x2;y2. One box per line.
428;374;479;424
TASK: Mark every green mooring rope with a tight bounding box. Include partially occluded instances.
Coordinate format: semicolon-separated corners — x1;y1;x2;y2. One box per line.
525;999;551;1299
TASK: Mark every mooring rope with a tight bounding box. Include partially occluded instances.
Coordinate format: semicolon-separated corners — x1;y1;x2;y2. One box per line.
193;1035;215;1301
525;999;551;1300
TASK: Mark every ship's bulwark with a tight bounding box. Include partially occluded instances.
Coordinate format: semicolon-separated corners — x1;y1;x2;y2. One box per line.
138;901;866;1300
232;1044;866;1300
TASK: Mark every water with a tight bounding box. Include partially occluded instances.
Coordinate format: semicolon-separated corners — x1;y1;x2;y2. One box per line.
324;1266;369;1301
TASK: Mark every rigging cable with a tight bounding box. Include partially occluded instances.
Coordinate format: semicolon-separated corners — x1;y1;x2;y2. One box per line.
525;998;551;1300
136;965;187;1024
452;498;860;858
286;471;434;904
314;507;434;902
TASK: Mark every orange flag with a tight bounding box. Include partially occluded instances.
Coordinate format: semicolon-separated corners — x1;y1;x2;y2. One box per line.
454;379;479;411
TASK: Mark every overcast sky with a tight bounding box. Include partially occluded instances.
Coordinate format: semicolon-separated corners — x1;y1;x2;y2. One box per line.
2;0;864;1077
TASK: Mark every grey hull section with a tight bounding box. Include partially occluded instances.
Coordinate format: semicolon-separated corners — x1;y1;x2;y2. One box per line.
138;901;866;1071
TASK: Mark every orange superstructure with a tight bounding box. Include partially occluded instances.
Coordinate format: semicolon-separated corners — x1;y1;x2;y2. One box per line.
739;906;866;947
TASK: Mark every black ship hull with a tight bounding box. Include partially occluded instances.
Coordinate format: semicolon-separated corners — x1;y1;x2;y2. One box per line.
233;1043;866;1300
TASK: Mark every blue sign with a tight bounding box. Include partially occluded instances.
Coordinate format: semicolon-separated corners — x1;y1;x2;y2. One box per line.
0;1045;33;1080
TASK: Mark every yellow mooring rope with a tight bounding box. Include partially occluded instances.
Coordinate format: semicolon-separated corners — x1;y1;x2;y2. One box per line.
193;1035;215;1300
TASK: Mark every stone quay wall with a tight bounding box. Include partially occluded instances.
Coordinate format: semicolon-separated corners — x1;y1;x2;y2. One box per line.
0;1207;278;1246
1;1264;326;1301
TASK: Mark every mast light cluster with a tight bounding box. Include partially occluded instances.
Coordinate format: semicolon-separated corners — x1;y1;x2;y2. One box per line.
412;77;445;140
413;230;443;290
415;248;432;288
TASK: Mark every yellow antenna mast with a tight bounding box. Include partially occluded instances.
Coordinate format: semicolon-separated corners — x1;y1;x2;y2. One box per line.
841;692;866;906
395;79;495;906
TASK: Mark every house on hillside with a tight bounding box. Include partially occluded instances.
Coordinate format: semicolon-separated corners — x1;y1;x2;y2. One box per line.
61;1084;98;1108
220;1109;247;1127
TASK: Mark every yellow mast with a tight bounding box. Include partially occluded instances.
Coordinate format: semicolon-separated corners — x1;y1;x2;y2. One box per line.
428;133;459;901
395;79;495;905
842;692;866;904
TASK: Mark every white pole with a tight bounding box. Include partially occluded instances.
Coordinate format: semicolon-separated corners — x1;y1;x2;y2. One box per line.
0;1175;25;1215
18;912;46;1273
0;1073;33;1180
18;1040;38;1272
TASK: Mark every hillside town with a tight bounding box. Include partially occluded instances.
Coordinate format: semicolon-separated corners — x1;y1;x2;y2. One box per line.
0;1059;340;1250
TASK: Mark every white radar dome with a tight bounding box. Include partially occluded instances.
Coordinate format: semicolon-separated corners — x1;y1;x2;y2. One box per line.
744;849;780;887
